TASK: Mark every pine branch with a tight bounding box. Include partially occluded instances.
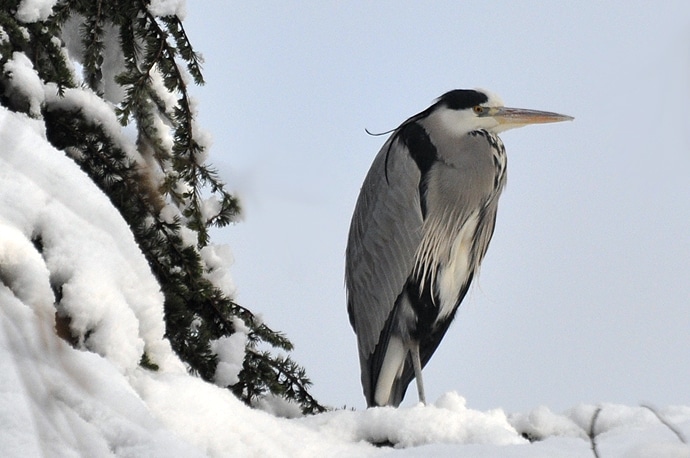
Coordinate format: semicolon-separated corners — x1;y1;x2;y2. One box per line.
0;7;74;99
234;350;327;415
114;4;238;248
80;0;105;93
159;15;203;85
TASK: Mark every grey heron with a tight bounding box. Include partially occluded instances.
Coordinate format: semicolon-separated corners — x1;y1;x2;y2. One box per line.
345;89;572;407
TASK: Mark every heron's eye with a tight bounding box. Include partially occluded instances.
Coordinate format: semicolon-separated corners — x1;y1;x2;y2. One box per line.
473;105;485;115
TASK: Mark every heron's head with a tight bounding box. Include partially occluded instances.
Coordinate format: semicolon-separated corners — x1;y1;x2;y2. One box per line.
428;89;573;136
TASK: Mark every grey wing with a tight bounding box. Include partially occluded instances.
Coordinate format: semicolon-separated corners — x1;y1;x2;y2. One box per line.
345;135;423;399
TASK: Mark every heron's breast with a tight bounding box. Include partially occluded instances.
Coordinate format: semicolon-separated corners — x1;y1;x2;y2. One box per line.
435;211;479;322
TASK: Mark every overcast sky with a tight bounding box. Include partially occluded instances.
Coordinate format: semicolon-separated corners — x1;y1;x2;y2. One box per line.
184;2;690;413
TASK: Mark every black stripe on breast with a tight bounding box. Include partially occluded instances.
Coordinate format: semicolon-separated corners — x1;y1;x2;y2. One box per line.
397;122;437;218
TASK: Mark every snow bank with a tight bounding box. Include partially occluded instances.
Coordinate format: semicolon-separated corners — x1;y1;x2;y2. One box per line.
301;392;522;448
0;106;196;455
0;106;174;373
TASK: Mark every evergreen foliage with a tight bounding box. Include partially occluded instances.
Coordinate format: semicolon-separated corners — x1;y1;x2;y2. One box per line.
0;0;324;415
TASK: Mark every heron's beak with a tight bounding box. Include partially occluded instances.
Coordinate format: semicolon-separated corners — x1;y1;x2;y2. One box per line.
489;107;573;131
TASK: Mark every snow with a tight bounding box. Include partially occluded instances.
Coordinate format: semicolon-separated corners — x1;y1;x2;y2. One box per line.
200;243;237;297
148;0;187;19
15;0;57;23
44;83;139;158
3;52;44;117
209;320;247;387
200;195;223;224
1;106;690;458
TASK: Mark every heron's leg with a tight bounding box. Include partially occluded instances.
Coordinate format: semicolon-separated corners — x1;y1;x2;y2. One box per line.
410;341;426;405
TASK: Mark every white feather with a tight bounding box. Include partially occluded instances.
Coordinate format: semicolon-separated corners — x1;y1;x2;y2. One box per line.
374;336;405;406
436;211;479;321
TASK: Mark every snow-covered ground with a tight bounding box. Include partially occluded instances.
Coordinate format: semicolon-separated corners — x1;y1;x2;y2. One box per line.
2;104;690;457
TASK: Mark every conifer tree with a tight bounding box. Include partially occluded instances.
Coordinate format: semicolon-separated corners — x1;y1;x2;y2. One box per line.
0;0;324;415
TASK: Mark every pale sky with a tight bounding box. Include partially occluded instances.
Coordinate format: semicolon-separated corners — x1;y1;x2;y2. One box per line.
185;2;690;413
